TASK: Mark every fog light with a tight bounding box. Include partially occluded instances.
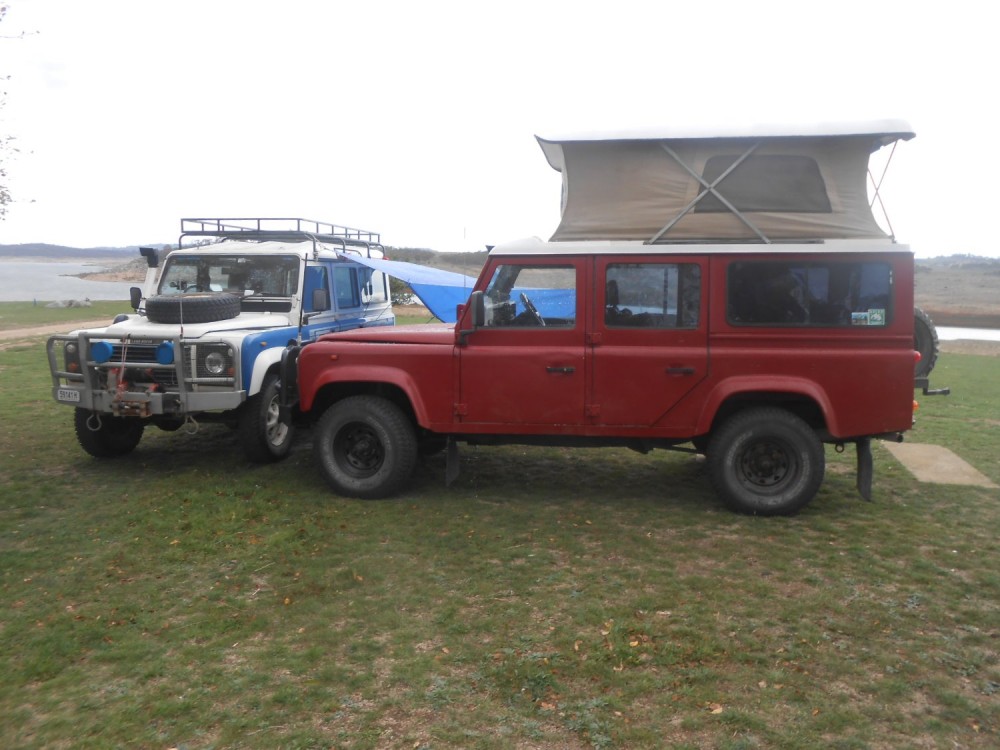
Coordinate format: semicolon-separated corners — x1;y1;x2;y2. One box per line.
205;351;226;375
156;341;175;365
92;341;114;364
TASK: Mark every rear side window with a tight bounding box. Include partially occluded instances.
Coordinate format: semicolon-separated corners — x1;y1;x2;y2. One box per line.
605;263;701;328
728;261;893;327
333;266;360;309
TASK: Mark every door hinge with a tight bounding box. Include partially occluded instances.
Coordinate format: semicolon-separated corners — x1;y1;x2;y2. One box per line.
454;403;468;417
586;332;603;346
585;404;601;417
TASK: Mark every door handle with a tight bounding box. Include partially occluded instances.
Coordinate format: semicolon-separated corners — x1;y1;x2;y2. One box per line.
546;366;576;374
666;366;696;376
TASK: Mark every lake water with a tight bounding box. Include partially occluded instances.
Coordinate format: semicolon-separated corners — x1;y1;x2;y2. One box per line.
0;260;136;302
937;326;1000;342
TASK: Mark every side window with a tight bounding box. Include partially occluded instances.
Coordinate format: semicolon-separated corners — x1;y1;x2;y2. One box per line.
605;263;701;328
728;261;893;327
362;269;389;305
333;266;360;309
482;264;576;328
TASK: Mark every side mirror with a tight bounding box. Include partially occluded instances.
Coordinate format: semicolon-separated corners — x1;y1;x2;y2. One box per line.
470;291;485;328
312;288;331;312
129;286;143;311
457;291;484;346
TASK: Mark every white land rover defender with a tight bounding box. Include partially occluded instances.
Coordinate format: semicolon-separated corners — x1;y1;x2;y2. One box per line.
46;218;394;462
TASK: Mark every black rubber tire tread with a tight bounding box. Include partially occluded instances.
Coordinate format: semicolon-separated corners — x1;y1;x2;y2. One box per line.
707;407;825;516
238;373;294;463
145;292;241;325
313;396;418;499
913;307;940;378
74;408;145;458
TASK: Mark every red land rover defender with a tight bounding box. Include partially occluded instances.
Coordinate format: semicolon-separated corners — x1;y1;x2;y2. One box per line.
283;121;919;515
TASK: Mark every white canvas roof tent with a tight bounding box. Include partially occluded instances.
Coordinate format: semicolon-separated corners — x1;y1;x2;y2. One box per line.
536;120;915;244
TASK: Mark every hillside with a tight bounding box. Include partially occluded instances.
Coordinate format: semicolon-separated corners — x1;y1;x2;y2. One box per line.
914;256;1000;328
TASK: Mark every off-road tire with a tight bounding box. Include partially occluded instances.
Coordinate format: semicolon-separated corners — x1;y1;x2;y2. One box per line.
913;307;940;378
74;409;145;458
145;292;241;325
313;396;418;499
238;373;294;463
707;407;825;516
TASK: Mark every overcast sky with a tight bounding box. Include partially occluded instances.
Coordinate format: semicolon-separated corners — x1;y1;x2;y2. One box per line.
1;0;996;258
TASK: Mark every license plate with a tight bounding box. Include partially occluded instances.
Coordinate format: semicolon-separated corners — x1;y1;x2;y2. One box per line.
57;388;81;403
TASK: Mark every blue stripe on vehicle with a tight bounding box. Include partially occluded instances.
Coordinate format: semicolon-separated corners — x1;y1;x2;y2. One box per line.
240;327;299;390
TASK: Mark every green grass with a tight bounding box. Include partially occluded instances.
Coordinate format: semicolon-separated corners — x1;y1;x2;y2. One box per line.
0;300;131;331
1;320;998;748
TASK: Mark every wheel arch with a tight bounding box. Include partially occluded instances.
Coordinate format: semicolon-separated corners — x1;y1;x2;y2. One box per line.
244;347;287;396
309;377;423;429
695;378;832;438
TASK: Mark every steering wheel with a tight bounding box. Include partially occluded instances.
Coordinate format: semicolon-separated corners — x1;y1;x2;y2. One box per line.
519;292;546;326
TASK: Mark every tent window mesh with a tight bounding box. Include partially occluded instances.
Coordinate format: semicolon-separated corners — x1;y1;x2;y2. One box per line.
695;155;832;213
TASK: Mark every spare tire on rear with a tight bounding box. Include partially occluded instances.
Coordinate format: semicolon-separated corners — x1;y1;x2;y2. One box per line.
145;292;241;325
914;307;940;378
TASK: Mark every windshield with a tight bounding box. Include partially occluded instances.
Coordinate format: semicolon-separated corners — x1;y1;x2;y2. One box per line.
158;255;300;297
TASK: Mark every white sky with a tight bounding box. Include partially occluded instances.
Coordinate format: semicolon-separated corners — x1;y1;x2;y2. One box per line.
1;0;996;258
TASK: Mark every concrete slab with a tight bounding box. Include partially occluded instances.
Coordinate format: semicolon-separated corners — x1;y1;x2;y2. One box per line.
882;442;999;488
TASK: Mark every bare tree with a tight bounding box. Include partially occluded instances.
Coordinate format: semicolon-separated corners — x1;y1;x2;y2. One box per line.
1;4;12;220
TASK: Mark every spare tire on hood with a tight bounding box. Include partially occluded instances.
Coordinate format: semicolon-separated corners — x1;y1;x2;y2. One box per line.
145;292;242;325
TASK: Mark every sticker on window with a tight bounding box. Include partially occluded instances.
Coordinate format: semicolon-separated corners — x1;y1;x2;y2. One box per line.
852;309;886;326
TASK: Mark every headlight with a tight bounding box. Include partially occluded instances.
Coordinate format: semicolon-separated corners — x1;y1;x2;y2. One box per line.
204;351;226;375
64;342;81;373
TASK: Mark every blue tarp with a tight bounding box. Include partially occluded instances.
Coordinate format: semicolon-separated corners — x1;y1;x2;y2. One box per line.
350;256;577;324
351;257;478;323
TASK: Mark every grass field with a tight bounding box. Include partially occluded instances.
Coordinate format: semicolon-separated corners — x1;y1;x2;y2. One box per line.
1;311;998;749
0;301;132;332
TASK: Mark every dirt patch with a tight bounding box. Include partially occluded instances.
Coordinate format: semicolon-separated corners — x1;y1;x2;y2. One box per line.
0;320;112;343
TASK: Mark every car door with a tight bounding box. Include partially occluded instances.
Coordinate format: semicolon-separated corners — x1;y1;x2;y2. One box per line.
458;259;585;426
589;256;708;427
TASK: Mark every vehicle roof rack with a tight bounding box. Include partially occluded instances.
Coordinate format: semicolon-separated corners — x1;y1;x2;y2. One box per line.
179;217;382;254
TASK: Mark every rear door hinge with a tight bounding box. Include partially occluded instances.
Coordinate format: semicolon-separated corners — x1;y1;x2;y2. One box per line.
585;404;601;417
453;403;468;417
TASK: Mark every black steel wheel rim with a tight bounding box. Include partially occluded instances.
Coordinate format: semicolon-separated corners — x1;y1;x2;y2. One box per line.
335;423;384;477
738;438;797;491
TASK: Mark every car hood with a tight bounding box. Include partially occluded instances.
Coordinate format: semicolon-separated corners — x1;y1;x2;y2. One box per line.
318;323;455;345
73;312;294;339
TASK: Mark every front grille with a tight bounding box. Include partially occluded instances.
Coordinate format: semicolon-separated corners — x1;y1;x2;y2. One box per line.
109;344;159;364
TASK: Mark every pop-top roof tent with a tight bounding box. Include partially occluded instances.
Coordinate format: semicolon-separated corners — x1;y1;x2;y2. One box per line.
535;120;915;244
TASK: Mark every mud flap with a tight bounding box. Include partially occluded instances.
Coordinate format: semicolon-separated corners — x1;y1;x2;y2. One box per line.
445;437;460;487
278;345;300;423
856;437;873;501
